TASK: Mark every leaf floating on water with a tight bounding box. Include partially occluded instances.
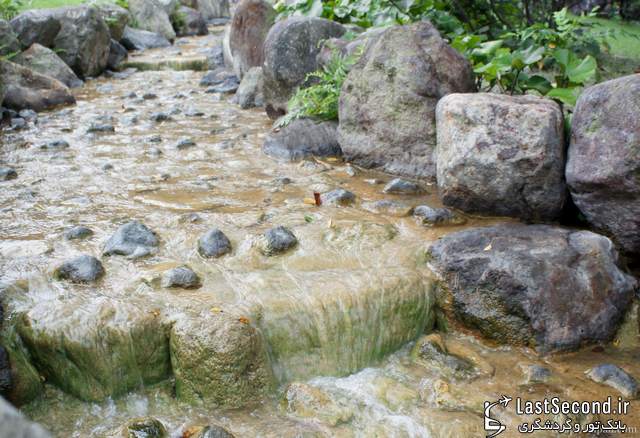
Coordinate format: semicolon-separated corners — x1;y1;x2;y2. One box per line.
303;198;316;205
483;244;492;251
238;316;250;324
304;215;314;223
210;307;223;314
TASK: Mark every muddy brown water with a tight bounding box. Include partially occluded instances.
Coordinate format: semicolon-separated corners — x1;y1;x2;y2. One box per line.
1;29;640;438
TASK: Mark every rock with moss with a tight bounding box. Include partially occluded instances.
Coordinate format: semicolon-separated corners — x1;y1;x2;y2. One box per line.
567;74;640;254
121;26;171;50
283;382;353;426
173;6;208;37
338;21;475;180
9;10;61;49
108;417;168;438
427;224;637;352
96;3;131;41
170;310;274;407
0;325;43;406
13;43;82;89
128;0;176;42
16;297;171;401
0;20;20;57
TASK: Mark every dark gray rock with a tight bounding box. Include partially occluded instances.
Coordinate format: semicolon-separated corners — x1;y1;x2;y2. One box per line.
0;60;75;112
436;93;566;221
150;112;172;122
205;76;239;93
13;43;83;88
10;118;26;130
338;21;475;180
205;44;224;69
566;74;640;254
587;364;638;398
0;167;18;181
200;68;236;86
64;225;93;240
262;119;341;161
193;424;235;438
18;109;37;120
198;228;232;258
320;189;355;206
412;334;477;379
121;26;171;51
262;17;345;119
176;138;196;149
96;3;130;41
173;6;208;37
0;347;10;397
235;66;263;109
40;139;70;150
143;93;157;100
0;396;51;438
103;220;159;258
0;19;20;57
118;417;167;438
383;178;423;195
10;10;61;49
128;0;176;41
427;224;637;353
87;122;115;133
413;205;465;226
161;265;201;289
54;255;105;283
361;200;413;217
259;226;297;255
107;39;128;70
228;0;276;78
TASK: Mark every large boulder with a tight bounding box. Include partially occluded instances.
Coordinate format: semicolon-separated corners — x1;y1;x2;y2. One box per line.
566;74;640;254
173;6;208;37
0;396;51;438
96;3;130;41
0;60;75;112
0;19;20;57
338;21;475;180
183;0;230;20
128;0;176;41
262;17;345;119
427;224;637;353
121;26;171;51
228;0;276;78
436;93;566;221
262;118;342;161
169;310;274;407
9;10;61;49
13;43;83;88
50;6;111;78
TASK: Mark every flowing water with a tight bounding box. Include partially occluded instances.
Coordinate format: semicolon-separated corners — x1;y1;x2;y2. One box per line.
2;27;640;438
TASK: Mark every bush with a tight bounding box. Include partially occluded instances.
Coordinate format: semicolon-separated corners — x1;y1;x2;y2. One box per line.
0;0;21;20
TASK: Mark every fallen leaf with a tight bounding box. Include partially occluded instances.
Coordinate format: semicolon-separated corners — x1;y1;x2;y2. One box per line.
238;316;250;324
483;244;492;251
210;307;223;314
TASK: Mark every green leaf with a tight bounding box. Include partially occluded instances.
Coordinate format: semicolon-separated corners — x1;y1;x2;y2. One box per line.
566;55;596;84
523;75;553;95
547;87;580;107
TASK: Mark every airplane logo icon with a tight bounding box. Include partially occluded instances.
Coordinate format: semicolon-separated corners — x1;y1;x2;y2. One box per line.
484;395;512;438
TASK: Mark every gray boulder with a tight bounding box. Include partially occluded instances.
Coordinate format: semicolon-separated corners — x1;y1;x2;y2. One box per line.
0;396;51;438
96;3;130;41
184;0;230;20
262;118;341;161
10;10;61;49
198;228;232;258
121;26;171;50
0;19;20;57
262;17;345;119
0;60;76;112
50;6;111;78
321;189;355;206
383;178;423;195
53;255;105;283
228;0;276;78
413;205;465;226
13;43;83;88
566;74;640;254
235;66;263;109
107;39;128;70
128;0;176;41
338;21;475;180
436;93;566;221
427;224;637;353
259;226;297;256
161;265;201;289
64;225;93;240
103;220;159;259
586;364;638;398
173;6;208;37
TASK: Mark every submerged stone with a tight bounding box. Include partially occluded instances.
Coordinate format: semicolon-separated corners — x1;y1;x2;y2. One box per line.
64;226;93;240
161;266;201;289
411;334;477;380
198;228;232;258
0;167;18;181
53;255;105;283
320;189;355;206
413;205;466;226
40;139;70;150
587;364;638;398
182;424;235;438
361;200;413;217
259;226;297;256
176;138;197;149
115;416;168;438
283;382;353;426
103;220;159;259
383;178;423;195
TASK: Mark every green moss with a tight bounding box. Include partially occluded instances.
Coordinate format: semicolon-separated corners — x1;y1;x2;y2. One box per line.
1;326;43;406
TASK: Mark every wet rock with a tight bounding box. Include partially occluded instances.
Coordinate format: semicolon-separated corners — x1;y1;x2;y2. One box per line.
184;107;204;117
49;6;112;79
117;417;168;438
40;139;69;151
413;205;465;226
18;108;37;121
587;364;638;398
205;44;224;69
382;178;422;195
87;122;115;133
338;21;475;180
143;93;157;100
121;26;171;51
411;334;477;379
194;0;230;21
0;167;18;181
161;265;201;289
9;117;26;130
321;189;355;206
174;6;208;37
103;220;159;258
64;225;93;240
427;224;637;352
567;74;640;254
437;93;566;221
13;43;83;89
176;137;196;149
128;0;176;41
148;134;162;143
182;424;235;438
259;226;298;255
9;10;61;49
235;66;263;109
0;348;9;398
228;0;276;78
283;382;353;426
198;228;232;258
0;60;76;112
53;255;105;283
263;119;341;161
262;17;345;119
150;112;172;122
0;396;52;438
170;310;274;407
96;3;130;41
522;364;552;384
0;19;20;57
206;76;239;94
107;39;128;70
200;68;235;86
361;200;413;217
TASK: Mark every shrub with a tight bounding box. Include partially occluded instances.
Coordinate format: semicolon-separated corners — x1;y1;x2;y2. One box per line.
0;0;21;20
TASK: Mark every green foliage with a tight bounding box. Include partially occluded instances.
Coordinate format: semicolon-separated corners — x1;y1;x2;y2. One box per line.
276;47;361;126
0;0;21;19
115;0;128;9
